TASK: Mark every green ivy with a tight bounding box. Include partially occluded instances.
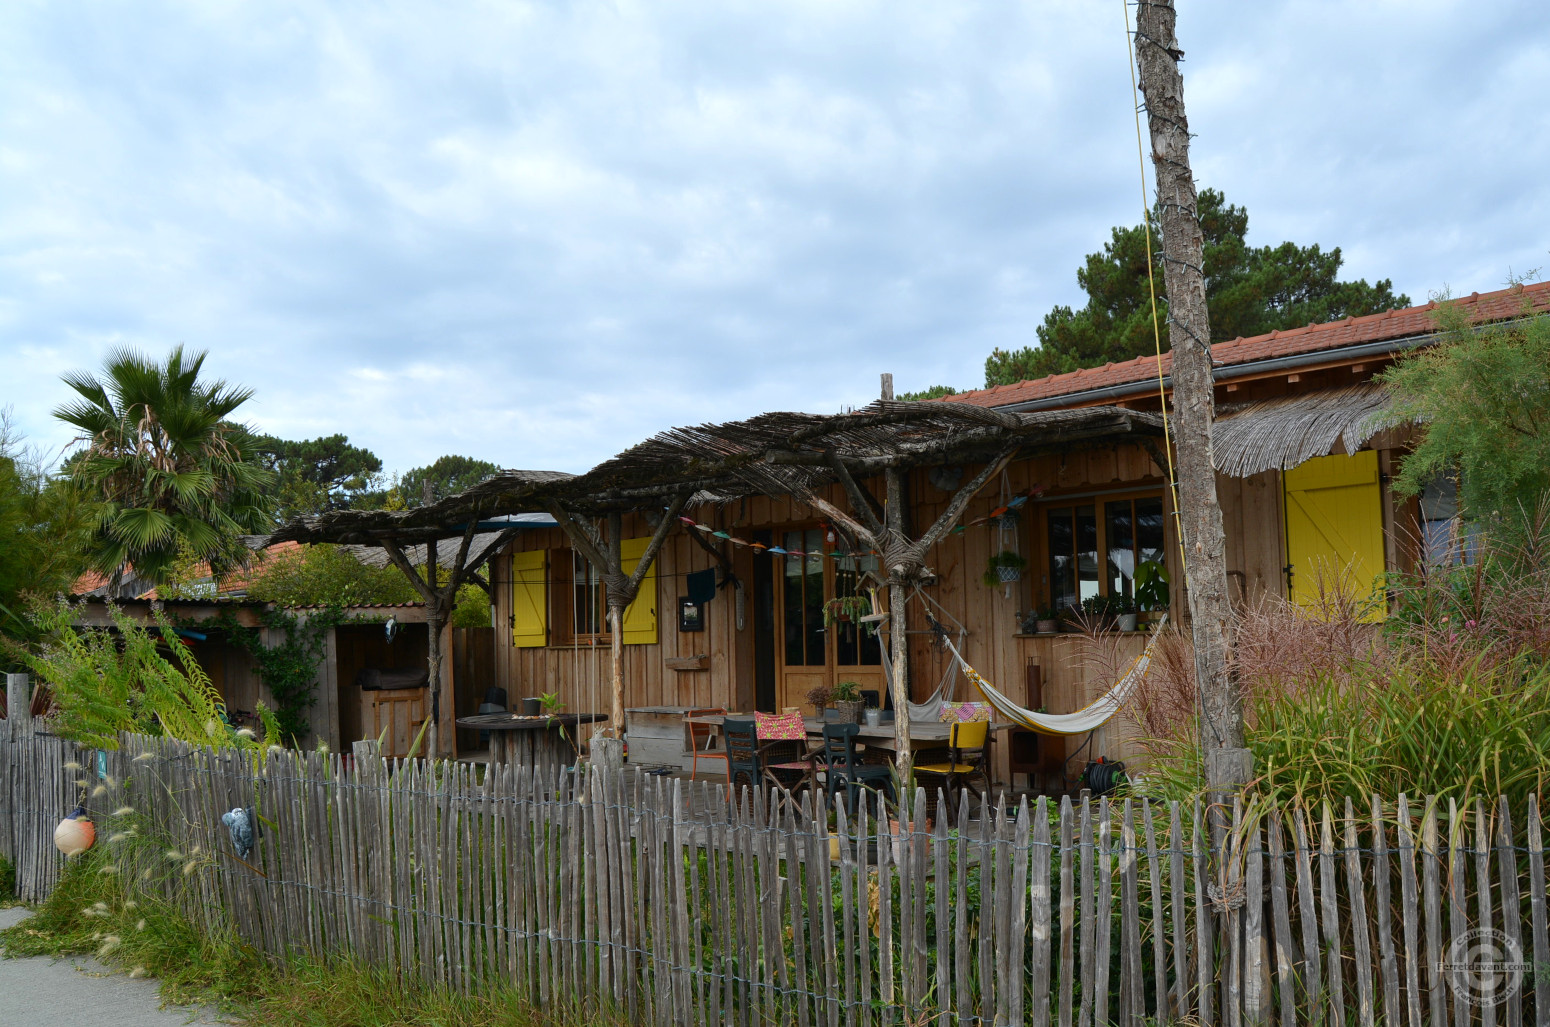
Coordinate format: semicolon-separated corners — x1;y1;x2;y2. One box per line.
214;607;346;743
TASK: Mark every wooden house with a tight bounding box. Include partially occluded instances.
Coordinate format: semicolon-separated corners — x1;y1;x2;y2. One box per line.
477;282;1550;784
266;281;1549;786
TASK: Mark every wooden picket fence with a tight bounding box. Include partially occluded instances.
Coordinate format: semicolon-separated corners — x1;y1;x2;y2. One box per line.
3;722;1547;1026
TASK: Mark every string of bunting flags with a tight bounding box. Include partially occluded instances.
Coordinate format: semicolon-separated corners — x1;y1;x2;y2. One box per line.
673;484;1044;560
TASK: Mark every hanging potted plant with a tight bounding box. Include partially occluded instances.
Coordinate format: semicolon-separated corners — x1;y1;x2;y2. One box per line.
982;550;1027;587
823;594;872;629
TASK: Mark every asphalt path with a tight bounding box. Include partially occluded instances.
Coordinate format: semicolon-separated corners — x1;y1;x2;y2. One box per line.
0;906;227;1026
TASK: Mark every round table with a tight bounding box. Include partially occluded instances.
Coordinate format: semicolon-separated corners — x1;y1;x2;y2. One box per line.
455;712;608;771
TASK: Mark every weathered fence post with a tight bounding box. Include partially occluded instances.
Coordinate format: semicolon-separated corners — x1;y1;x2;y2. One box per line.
5;672;32;728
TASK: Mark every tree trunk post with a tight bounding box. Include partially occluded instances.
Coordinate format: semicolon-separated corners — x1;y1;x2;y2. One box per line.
1134;0;1249;793
880;372;913;776
425;541;441;758
607;512;626;740
608;603;626;741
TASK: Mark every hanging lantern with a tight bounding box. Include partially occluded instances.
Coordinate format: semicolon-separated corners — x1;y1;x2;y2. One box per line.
55;805;95;857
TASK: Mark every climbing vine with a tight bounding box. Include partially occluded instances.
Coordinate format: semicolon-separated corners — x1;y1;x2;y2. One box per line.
213;607;347;743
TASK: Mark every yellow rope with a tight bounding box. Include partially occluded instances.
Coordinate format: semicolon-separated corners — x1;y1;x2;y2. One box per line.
1122;0;1190;590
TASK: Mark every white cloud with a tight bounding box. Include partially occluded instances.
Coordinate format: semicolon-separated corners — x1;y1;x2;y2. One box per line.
1;0;1545;475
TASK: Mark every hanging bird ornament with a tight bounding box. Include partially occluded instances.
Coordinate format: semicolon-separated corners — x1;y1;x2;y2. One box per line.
54;804;96;856
221;807;257;859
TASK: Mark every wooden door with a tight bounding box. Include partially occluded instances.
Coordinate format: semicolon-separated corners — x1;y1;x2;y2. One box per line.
366;688;428;758
775;528;887;711
1283;450;1386;619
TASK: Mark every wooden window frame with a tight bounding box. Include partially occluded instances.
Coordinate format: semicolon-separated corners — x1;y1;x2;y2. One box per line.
550;547;612;647
1034;487;1168;611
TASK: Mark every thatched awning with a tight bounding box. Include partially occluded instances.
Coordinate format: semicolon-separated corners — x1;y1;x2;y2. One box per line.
1213;385;1393;477
262;402;1165;547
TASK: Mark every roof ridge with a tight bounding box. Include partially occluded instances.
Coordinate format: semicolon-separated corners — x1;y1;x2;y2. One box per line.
947;277;1550;408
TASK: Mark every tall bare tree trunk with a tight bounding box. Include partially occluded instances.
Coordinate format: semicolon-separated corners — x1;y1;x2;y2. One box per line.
1134;0;1248;789
426;540;441;759
607;512;626;739
879;373;913;776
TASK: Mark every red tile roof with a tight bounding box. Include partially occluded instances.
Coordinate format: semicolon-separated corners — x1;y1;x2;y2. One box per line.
71;540;307;597
945;280;1550;409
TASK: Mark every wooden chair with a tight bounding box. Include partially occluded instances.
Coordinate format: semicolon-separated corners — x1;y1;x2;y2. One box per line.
820;722;894;811
683;707;729;782
755;710;819;799
914;720;990;823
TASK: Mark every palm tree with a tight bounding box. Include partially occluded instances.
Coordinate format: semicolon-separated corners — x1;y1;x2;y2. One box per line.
54;346;277;587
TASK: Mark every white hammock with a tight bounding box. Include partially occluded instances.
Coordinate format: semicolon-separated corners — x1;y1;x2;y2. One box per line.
873;586;966;721
940;615;1167;736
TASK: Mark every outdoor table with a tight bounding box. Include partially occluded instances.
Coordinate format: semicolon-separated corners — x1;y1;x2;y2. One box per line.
456;712;608;770
682;712;1001;753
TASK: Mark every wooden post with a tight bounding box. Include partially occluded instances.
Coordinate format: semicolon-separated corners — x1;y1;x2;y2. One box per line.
1133;0;1248;789
426;538;442;758
544;494;690;744
607;511;626;739
880;373;914;773
5;673;31;730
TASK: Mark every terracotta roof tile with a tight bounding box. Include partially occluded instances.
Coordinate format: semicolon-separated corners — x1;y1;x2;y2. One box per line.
945;280;1550;409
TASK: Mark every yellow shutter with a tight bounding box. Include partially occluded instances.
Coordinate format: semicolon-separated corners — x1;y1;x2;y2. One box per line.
510;550;548;647
619;537;658;645
1283;451;1386;621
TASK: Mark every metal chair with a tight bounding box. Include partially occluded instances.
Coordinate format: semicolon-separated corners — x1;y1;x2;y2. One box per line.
723;717;761;797
820;722;894;810
914;720;990;823
683;707;729;782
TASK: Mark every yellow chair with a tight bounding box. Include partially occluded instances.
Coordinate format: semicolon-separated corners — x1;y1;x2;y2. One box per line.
915;720;990;819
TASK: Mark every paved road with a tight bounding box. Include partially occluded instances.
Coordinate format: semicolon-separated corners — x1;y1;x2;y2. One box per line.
0;907;227;1026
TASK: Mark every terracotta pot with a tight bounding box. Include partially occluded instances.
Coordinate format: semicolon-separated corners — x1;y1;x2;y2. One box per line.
1035;618;1060;634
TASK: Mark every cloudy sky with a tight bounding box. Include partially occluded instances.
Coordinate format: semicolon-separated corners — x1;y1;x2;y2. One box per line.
3;0;1545;475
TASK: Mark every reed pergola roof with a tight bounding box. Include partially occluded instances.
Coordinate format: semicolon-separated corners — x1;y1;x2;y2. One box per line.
262;401;1166;547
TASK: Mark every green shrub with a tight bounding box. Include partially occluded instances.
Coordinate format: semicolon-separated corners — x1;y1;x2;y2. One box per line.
21;599;283;749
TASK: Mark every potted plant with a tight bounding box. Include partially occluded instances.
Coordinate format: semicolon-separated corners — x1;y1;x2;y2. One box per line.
982;550;1027;587
1135;559;1171;622
1080;593;1118;631
1034;605;1061;634
823;594;871;628
1111;593;1139;632
805;684;834;716
832;680;865;723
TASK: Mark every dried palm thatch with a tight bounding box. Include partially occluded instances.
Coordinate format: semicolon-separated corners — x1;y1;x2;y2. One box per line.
262;401;1164;546
1212;384;1395;477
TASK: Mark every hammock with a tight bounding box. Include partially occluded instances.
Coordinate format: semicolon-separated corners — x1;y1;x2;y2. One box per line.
938;615;1168;736
873;586;966;721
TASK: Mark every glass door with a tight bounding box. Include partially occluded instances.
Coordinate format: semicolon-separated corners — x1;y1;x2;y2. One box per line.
776;528;885;711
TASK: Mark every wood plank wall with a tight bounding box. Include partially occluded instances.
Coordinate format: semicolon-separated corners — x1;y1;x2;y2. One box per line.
486;445;1339;771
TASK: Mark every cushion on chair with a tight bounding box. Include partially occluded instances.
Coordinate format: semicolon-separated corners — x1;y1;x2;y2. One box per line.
756;710;807;740
915;762;978;775
939;702;991;723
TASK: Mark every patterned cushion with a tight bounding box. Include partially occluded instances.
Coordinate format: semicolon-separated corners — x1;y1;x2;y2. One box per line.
756;710;807;740
939;701;990;723
768;761;812;770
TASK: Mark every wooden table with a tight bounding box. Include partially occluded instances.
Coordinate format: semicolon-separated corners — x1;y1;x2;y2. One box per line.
456;712;608;771
683;713;1002;752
